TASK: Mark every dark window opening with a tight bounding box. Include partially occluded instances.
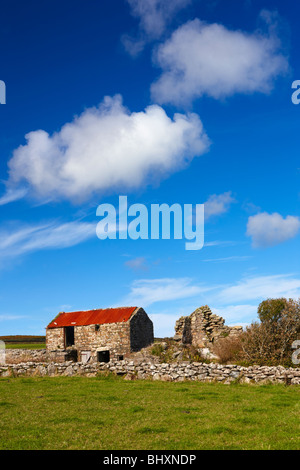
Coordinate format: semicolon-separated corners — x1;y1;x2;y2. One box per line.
117;355;124;361
97;350;110;363
95;324;100;332
65;326;75;347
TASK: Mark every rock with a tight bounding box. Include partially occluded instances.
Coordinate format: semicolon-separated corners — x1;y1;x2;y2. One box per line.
63;365;74;376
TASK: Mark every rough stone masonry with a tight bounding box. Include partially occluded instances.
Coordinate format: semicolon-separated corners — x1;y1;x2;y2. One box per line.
174;305;243;349
1;360;300;385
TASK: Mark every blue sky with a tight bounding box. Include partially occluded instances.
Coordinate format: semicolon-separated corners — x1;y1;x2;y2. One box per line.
0;0;299;337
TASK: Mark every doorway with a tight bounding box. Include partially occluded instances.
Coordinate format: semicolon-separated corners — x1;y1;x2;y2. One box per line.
65;326;75;347
97;350;110;363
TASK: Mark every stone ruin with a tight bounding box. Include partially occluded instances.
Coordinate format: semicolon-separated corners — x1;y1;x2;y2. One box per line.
174;305;243;351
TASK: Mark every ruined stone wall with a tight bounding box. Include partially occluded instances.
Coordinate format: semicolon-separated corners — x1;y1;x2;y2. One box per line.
130;308;154;352
174;306;243;349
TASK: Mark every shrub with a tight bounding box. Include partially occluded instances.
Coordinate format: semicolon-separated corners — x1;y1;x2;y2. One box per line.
151;343;165;356
258;298;287;324
241;298;300;366
213;336;244;364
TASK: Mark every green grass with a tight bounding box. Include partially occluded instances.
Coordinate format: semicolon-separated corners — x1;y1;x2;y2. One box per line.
0;375;299;450
5;343;46;350
0;336;46;350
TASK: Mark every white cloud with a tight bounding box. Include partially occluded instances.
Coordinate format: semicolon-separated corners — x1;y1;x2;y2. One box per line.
212;304;258;325
5;95;209;203
202;256;251;262
204;191;236;220
151;14;289;105
124;273;300;308
217;274;300;304
0;220;96;262
204;240;237;247
0;315;28;322
121;273;300;310
120;277;212;308
0;188;27;206
123;0;192;56
246;212;300;248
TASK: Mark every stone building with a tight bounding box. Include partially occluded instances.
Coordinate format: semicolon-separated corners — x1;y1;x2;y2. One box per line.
46;306;154;363
174;305;242;349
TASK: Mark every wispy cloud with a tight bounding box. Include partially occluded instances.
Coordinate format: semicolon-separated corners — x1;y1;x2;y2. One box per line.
124;256;148;271
204;240;239;247
0;314;28;322
212;304;258;325
0;188;27;206
202;256;251;262
216;274;300;304
0;220;96;263
119;273;300;311
122;0;192;56
120;277;213;308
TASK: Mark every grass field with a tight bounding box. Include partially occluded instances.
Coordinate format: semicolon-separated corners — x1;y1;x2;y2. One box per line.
0;336;46;350
0;375;299;450
4;343;46;350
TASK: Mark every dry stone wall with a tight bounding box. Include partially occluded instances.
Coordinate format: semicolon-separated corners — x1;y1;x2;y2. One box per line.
4;348;47;363
1;359;300;385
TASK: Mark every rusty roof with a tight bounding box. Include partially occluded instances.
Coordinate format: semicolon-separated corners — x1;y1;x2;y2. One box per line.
47;307;137;329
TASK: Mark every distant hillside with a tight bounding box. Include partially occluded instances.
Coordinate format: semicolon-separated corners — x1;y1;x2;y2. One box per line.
0;335;45;344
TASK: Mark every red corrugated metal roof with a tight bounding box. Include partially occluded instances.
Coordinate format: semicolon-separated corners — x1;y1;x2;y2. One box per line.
47;307;137;329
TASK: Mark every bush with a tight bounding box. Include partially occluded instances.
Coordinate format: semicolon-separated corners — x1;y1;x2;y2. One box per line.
213;336;244;364
241;298;300;366
212;298;300;366
257;298;288;324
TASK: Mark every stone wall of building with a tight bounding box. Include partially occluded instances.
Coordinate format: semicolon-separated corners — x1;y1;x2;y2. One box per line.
174;305;243;349
1;359;300;385
46;322;131;362
130;308;154;352
46;327;65;351
75;322;131;361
